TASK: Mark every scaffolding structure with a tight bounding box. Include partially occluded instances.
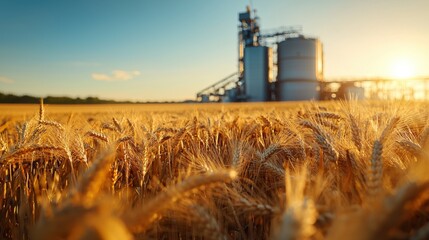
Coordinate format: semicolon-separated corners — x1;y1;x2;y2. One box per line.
321;77;429;100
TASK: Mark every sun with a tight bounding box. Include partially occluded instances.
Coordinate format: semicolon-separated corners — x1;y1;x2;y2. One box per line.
390;58;416;79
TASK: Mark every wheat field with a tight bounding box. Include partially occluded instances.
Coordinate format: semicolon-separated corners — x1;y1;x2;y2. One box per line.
1;100;429;239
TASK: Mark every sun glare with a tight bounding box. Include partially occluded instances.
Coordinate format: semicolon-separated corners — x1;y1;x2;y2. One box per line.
390;58;416;79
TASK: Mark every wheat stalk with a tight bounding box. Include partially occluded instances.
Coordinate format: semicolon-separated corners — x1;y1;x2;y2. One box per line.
315;134;339;164
419;125;429;148
39;120;64;131
86;131;109;143
257;115;271;127
39;98;44;121
349;114;362;151
231;143;241;167
315;112;342;120
380;116;400;142
299;120;324;136
366;117;400;199
0;137;6;153
258;144;283;162
117;135;133;143
101;123;117;132
367;140;383;198
2;144;65;163
112;117;123;133
235;197;280;216
126;118;135;135
319;119;339;131
261;161;285;178
397;139;428;159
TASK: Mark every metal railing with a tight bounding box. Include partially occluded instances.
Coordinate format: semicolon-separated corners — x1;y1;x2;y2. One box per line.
196;72;240;98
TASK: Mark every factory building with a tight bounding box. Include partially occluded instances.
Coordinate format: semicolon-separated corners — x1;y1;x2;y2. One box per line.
244;46;272;102
195;6;429;102
276;37;323;101
236;6;324;102
196;6;324;102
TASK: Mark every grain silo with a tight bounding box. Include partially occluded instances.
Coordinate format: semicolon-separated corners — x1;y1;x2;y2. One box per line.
222;88;238;102
277;36;323;101
244;46;272;102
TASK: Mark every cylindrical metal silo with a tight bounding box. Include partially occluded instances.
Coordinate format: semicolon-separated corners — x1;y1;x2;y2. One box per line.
277;37;323;101
244;46;272;102
201;94;210;103
222;88;238;102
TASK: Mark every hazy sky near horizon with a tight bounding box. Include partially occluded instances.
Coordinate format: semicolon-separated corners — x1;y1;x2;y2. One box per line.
1;0;428;101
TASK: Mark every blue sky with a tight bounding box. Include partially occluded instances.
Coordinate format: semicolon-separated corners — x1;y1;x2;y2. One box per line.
1;0;428;101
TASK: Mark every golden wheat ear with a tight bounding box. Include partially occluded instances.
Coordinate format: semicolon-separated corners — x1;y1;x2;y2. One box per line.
367;117;400;197
348;114;362;150
367;139;383;198
271;166;318;240
32;198;133;240
327;181;429;240
67;148;116;206
31;149;118;239
123;170;237;233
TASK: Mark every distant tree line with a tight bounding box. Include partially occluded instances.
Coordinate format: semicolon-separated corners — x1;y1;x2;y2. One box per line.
0;92;132;104
0;92;193;104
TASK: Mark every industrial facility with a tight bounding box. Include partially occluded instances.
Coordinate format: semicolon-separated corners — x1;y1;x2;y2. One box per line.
196;6;429;102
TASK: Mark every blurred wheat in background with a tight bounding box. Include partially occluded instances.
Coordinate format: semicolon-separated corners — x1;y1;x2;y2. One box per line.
1;100;429;239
